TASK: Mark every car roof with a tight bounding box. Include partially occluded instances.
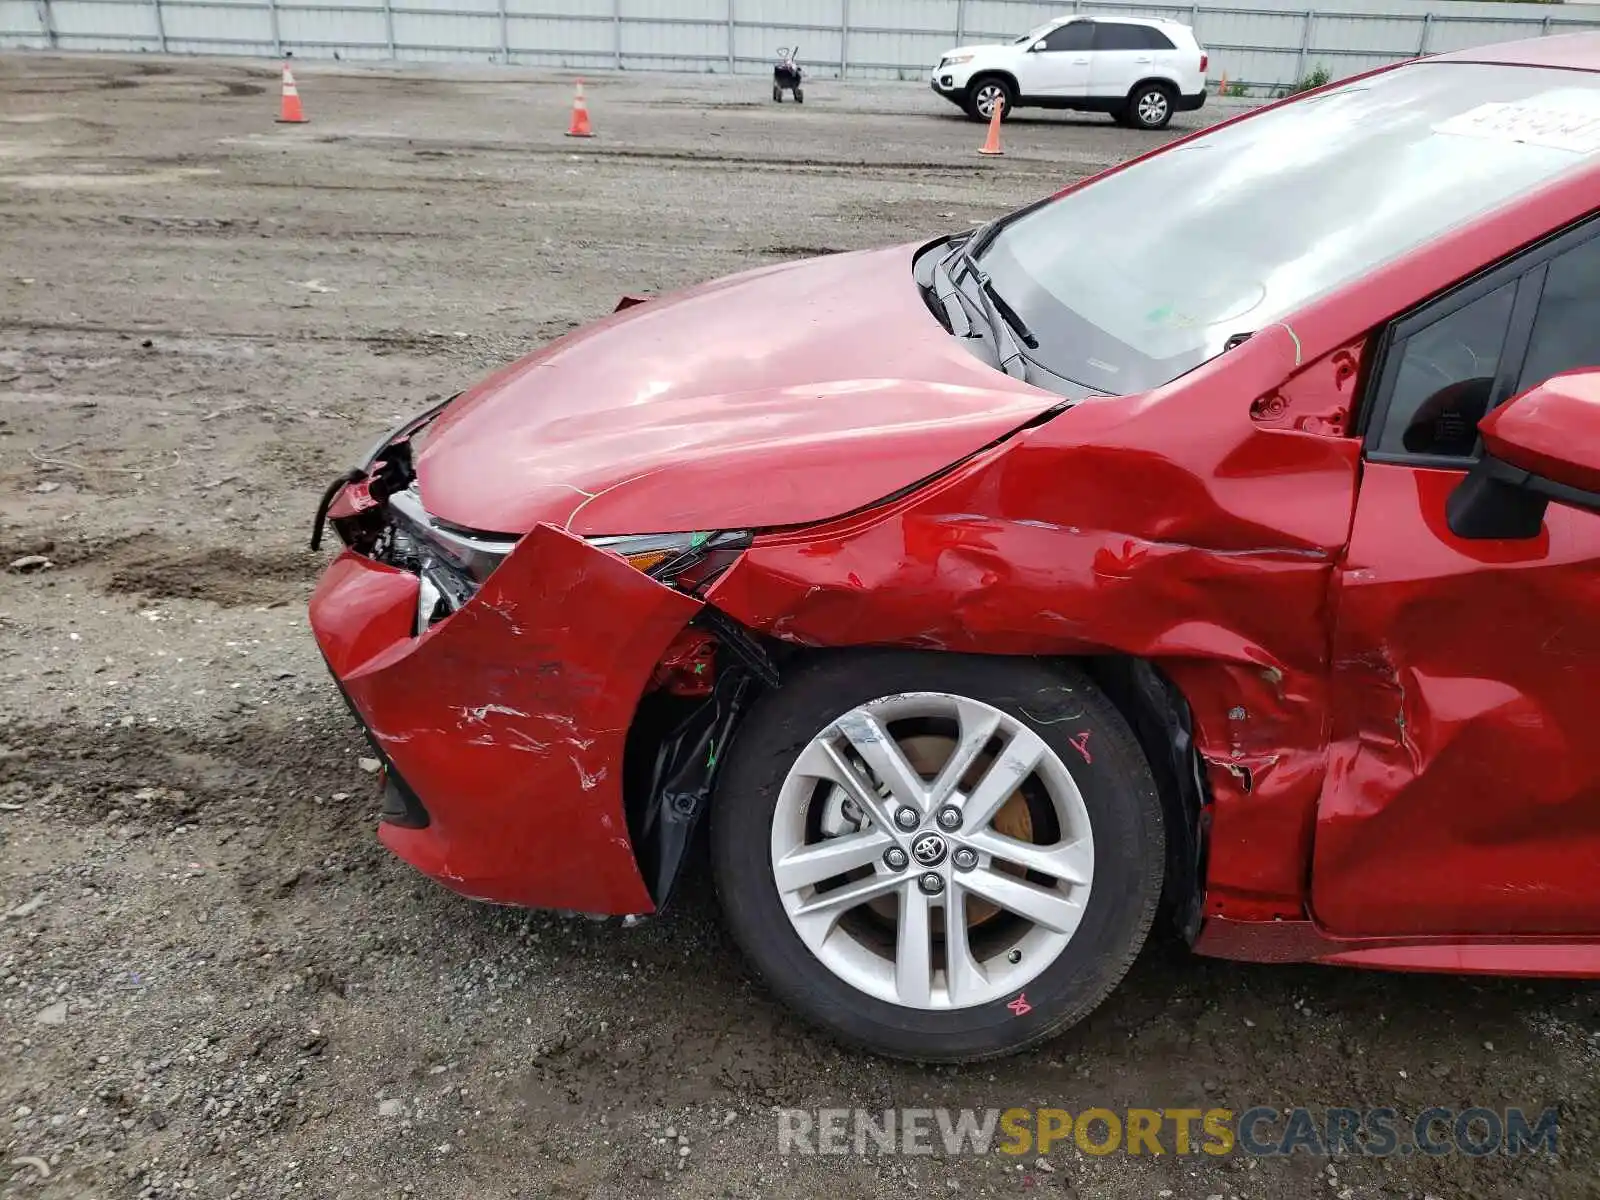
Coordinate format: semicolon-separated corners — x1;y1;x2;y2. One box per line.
1430;30;1600;73
1046;13;1180;29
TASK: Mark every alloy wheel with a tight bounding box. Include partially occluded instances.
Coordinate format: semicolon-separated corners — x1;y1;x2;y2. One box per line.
1136;89;1170;126
769;692;1095;1011
975;84;1006;119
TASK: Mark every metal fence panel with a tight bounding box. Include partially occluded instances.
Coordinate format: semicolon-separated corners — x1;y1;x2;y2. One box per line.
5;0;1600;93
509;14;613;64
0;0;43;43
39;0;155;46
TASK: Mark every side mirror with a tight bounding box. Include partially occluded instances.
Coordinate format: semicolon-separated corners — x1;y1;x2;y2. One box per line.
1447;371;1600;539
1030;41;1049;51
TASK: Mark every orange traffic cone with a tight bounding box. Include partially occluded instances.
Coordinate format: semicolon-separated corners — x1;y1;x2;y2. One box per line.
276;60;307;124
566;79;594;138
977;98;1004;156
1218;71;1228;95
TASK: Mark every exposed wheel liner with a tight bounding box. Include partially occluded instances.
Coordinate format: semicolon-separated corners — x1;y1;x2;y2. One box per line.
709;650;1166;1063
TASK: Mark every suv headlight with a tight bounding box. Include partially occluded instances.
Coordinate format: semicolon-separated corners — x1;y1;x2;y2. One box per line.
943;54;974;65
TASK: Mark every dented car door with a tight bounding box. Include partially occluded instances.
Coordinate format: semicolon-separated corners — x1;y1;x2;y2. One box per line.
1315;221;1600;937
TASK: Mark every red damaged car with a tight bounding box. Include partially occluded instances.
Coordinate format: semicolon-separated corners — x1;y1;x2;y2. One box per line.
311;34;1600;1062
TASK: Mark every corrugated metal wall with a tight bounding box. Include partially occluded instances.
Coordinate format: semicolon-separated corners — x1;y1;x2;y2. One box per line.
4;0;1599;90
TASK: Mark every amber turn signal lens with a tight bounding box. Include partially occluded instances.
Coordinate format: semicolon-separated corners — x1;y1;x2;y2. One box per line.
620;549;676;573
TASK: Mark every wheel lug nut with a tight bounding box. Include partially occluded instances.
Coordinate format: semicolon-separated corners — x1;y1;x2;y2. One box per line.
883;847;909;871
918;872;946;896
936;806;962;831
894;806;920;830
952;847;978;871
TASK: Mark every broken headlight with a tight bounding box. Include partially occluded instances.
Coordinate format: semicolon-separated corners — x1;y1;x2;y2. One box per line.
589;531;751;590
380;485;518;632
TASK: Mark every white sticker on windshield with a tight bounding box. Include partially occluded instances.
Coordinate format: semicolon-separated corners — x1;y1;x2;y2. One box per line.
1435;100;1600;155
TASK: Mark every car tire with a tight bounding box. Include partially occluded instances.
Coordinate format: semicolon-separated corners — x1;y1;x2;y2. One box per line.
963;76;1015;123
709;650;1165;1063
1123;81;1176;130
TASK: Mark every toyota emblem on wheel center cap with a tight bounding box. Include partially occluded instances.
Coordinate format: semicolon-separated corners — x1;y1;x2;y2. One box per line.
911;832;948;867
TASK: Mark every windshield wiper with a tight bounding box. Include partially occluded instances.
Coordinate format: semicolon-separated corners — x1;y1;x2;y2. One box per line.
939;241;1038;380
928;258;974;339
950;238;1039;350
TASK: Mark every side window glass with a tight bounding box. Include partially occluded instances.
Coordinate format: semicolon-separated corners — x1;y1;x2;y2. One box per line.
1042;23;1093;52
1516;236;1600;392
1142;27;1177;50
1092;23;1146;51
1377;281;1517;459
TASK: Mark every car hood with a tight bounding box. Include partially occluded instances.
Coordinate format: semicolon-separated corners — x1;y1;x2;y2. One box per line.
413;244;1060;536
940;43;1013;59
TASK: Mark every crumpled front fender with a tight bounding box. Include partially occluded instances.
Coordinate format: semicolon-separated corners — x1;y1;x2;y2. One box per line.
310;524;701;914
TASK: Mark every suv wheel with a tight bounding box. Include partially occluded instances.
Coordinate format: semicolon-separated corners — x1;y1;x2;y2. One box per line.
964;76;1015;123
1123;82;1175;130
709;651;1165;1063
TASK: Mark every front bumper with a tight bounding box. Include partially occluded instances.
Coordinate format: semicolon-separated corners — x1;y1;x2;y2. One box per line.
309;525;701;915
930;70;967;102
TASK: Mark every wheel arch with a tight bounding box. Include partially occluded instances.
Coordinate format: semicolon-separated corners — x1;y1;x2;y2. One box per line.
1076;655;1209;943
626;620;1209;938
1128;75;1179;101
969;70;1021;99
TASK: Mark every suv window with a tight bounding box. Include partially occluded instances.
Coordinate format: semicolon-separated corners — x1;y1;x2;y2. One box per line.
1094;23;1158;51
1040;22;1094;52
1371;228;1600;460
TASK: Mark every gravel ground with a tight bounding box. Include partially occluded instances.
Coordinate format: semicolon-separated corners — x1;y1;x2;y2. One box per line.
1;51;1598;1200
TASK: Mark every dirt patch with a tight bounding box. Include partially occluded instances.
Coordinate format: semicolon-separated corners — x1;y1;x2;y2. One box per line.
0;718;371;828
1;529;153;571
104;546;319;607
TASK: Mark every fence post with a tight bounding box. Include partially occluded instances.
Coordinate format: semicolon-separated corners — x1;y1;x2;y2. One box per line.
38;0;56;47
840;0;849;79
955;0;964;46
152;0;167;52
613;0;622;69
496;0;508;62
382;0;395;59
727;0;735;73
1540;13;1552;36
1415;11;1430;57
1295;9;1314;80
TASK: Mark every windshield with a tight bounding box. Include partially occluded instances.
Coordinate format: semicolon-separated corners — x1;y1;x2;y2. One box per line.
1011;22;1053;44
978;62;1600;396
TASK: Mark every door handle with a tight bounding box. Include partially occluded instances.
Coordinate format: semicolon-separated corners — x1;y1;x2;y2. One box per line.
1073;57;1089;63
1135;56;1153;63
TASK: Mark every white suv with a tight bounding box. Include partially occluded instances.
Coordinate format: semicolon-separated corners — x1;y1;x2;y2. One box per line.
930;15;1209;130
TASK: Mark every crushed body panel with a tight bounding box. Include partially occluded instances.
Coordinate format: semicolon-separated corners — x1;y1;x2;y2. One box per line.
708;325;1361;921
310;525;701;915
